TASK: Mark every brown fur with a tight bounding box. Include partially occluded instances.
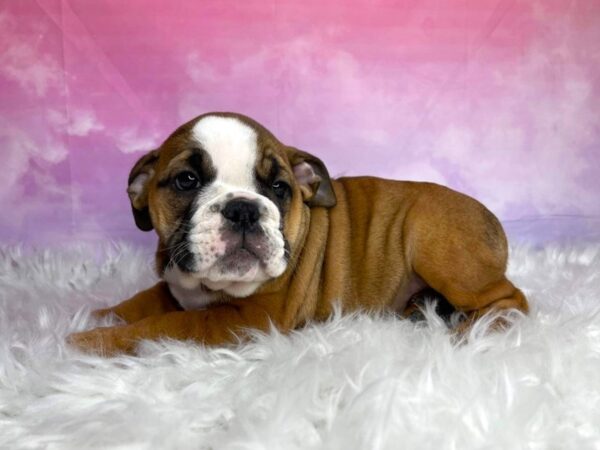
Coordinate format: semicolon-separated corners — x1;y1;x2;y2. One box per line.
68;113;528;356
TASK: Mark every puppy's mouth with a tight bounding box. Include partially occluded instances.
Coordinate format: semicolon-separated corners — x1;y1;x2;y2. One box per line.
165;224;288;297
219;244;262;275
218;230;270;272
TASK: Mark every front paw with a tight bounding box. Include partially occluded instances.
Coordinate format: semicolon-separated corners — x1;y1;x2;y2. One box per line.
67;327;134;357
91;307;113;320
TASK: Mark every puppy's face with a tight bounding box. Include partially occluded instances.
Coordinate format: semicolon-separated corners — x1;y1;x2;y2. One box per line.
127;113;336;297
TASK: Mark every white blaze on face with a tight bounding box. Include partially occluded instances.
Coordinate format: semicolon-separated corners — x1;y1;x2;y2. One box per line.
164;115;288;302
192;115;258;190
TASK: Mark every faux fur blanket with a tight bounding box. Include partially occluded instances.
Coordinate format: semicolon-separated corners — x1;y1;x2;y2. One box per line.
0;243;599;449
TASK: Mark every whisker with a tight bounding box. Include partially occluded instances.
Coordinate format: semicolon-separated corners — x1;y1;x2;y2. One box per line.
161;238;193;269
169;243;191;266
162;240;188;254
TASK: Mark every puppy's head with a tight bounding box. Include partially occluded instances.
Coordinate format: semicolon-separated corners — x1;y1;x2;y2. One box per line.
127;112;336;297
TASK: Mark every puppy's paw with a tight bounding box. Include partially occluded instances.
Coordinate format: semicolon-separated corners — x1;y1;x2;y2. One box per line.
90;307;127;324
67;327;134;357
91;308;112;320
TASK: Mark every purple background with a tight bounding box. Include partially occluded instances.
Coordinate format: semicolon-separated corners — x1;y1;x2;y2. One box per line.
1;0;599;245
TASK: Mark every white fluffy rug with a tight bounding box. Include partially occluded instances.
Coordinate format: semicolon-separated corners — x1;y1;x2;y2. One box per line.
1;242;599;449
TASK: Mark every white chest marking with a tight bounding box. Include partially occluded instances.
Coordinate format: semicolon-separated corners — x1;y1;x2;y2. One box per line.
164;266;219;310
168;282;218;310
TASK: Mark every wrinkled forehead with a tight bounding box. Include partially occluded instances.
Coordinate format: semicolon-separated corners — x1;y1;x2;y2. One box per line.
191;116;258;190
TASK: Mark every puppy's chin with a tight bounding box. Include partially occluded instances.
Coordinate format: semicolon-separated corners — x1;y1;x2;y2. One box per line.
203;279;265;298
165;255;287;298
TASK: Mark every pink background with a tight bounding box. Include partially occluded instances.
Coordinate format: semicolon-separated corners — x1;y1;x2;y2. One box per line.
1;0;599;245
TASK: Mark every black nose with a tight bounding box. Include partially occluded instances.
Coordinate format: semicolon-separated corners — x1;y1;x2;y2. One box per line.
221;199;260;230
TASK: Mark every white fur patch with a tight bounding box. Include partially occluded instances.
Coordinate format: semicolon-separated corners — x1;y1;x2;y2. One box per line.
191;115;258;190
164;266;219;310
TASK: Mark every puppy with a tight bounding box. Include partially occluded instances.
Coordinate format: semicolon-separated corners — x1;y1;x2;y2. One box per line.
68;112;528;355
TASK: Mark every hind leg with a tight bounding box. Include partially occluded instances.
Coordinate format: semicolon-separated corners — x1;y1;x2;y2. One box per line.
407;187;528;330
412;240;528;330
436;277;527;332
412;252;528;331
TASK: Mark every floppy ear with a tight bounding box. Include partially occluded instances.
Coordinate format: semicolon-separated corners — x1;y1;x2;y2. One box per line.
127;149;159;231
286;146;336;208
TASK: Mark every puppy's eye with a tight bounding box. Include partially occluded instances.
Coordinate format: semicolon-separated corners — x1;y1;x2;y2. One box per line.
272;180;290;198
174;171;200;191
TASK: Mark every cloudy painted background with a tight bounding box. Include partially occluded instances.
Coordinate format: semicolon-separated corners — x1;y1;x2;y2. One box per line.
1;0;599;245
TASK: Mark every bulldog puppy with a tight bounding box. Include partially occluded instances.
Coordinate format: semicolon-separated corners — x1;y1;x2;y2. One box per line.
68;112;528;355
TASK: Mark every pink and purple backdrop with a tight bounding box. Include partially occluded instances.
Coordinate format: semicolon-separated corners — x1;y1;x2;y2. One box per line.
1;0;599;245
